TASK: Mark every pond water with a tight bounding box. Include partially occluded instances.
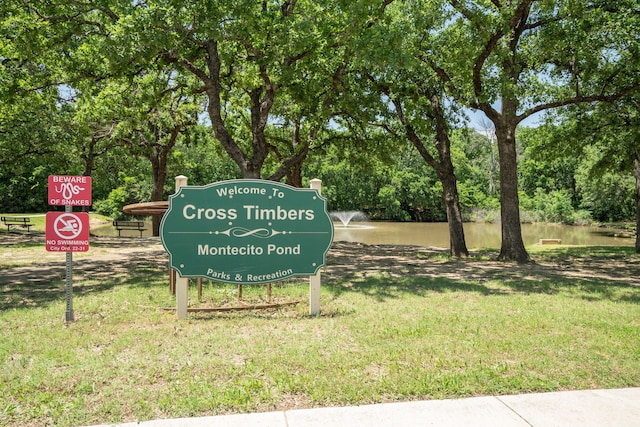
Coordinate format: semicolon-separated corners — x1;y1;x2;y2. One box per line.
333;221;634;249
92;220;634;248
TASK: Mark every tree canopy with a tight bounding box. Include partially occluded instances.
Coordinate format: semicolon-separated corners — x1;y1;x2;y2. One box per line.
1;0;639;256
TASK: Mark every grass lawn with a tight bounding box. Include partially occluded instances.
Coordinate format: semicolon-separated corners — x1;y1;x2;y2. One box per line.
1;231;639;427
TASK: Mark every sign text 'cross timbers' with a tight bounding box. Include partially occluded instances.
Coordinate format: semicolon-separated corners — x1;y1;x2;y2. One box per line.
160;179;334;284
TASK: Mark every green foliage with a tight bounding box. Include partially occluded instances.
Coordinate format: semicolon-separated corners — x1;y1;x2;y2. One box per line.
458;183;499;213
93;175;152;219
93;187;128;219
576;170;635;223
0;62;81;212
0;166;49;213
377;184;408;221
521;188;589;225
305;142;448;221
170;139;242;186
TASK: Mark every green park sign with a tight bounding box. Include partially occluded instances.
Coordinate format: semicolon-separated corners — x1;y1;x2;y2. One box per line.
160;179;334;284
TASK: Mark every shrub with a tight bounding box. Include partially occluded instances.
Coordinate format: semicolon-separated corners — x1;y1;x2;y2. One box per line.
531;188;577;224
93;175;152;219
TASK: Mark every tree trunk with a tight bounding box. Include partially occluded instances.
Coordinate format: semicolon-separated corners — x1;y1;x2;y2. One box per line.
146;129;180;236
150;146;165;237
495;122;530;263
269;122;312;187
633;150;640;253
204;40;270;180
430;94;468;257
80;140;96;213
438;169;468;257
285;162;303;187
242;163;262;179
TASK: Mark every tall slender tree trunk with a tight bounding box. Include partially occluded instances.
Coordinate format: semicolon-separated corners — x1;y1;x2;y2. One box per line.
438;169;468;257
146;128;181;236
495;120;530;263
149;147;166;237
431;95;468;257
633;150;640;253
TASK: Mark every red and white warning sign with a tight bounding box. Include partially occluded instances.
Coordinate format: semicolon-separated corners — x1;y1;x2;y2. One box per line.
46;212;90;252
48;175;92;206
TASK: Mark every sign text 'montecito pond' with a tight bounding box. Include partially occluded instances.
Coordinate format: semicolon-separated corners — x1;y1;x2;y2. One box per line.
160;180;334;284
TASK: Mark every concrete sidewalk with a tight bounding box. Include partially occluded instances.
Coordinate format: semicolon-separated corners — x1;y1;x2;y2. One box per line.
89;387;640;427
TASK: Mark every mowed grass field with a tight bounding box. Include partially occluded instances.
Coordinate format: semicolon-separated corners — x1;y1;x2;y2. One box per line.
1;229;639;427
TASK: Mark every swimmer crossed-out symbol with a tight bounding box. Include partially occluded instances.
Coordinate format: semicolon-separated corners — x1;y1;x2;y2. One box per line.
53;213;83;239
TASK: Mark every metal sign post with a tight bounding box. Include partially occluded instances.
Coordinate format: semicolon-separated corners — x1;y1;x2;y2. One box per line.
64;205;74;322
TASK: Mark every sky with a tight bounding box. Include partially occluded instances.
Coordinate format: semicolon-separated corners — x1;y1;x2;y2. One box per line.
466;107;542;132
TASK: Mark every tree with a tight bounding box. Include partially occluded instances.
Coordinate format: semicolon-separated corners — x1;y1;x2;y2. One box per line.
421;0;640;262
97;0;393;181
0;69;79;212
475;118;498;196
542;93;640;250
92;71;201;234
18;0;394;183
0;97;77;212
341;4;469;256
264;51;352;187
368;78;470;256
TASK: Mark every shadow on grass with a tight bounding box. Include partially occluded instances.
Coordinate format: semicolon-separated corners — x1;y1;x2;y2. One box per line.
3;241;639;312
325;275;507;302
88;236;163;248
324;268;640;305
323;243;640;304
0;256;168;311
